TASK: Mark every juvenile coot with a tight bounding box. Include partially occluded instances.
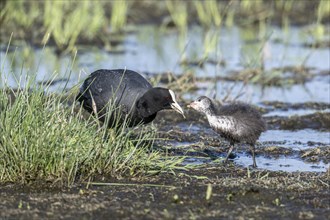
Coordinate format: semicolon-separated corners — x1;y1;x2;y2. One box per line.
77;69;185;127
188;96;266;167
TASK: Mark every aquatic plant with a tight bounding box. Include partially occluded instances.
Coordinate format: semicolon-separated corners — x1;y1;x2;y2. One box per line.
110;1;129;33
194;0;222;27
316;0;330;23
43;0;108;52
306;0;330;42
202;30;219;61
166;0;188;33
0;1;128;52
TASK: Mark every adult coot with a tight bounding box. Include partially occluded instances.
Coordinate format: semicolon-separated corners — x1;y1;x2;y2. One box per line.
77;69;185;127
188;96;266;167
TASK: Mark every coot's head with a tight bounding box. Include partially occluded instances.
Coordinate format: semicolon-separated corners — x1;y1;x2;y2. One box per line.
136;87;185;118
188;96;213;113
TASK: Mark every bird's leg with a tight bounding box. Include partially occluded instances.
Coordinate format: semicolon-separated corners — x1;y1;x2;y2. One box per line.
250;145;257;168
224;144;234;164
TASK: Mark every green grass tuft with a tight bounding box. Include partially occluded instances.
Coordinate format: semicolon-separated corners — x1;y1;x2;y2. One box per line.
0;83;184;186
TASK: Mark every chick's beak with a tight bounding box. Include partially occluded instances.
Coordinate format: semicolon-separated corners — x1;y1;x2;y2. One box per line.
170;101;185;118
187;101;197;109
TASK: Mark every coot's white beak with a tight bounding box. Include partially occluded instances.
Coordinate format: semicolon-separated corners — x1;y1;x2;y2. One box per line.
170;101;185;118
169;89;185;118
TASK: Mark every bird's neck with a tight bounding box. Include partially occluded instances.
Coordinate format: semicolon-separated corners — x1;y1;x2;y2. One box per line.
204;103;217;116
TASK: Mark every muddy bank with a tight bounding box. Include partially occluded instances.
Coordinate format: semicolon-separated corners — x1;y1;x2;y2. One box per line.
266;112;330;131
0;167;329;219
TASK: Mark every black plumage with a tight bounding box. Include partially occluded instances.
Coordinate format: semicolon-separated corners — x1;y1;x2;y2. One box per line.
77;69;184;127
188;96;266;167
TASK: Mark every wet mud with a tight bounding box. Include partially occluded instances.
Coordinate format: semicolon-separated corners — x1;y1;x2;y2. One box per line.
266;112;330;130
0;167;329;219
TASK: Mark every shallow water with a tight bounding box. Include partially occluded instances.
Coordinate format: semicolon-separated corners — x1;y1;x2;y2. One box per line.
264;108;330;117
178;142;329;173
1;25;329;172
182;154;328;173
168;123;329;172
237;154;328;172
260;129;330;149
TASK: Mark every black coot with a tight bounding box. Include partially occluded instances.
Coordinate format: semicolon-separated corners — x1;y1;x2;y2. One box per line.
77;69;185;127
188;96;266;167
